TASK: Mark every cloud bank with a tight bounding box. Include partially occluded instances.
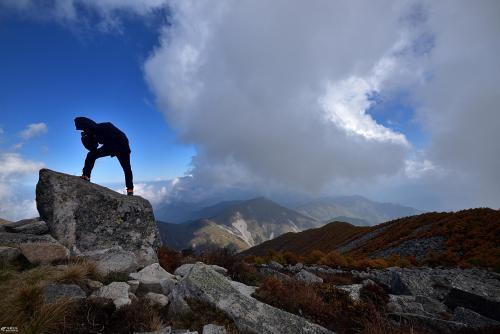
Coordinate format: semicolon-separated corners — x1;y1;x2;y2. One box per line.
143;0;500;210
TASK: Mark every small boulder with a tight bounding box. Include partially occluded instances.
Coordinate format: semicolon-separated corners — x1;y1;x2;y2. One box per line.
81;246;138;276
0;246;20;262
202;324;227;334
43;283;86;303
19;241;70;264
145;292;169;307
387;295;428;316
129;263;177;294
295;269;323;284
91;282;131;309
337;284;362;302
268;261;283;271
3;218;49;235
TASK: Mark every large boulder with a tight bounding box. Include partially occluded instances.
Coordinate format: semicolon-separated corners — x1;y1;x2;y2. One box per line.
174;262;332;334
36;169;161;267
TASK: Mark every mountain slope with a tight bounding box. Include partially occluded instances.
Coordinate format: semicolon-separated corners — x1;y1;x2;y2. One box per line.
295;195;420;225
243;208;500;268
157;197;317;251
241;221;370;256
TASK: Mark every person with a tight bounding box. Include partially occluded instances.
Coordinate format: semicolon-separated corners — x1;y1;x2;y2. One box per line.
74;117;134;195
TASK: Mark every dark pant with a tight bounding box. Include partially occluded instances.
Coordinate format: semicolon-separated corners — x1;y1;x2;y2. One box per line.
82;147;133;190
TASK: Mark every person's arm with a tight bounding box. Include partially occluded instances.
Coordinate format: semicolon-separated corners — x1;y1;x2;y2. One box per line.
81;131;98;151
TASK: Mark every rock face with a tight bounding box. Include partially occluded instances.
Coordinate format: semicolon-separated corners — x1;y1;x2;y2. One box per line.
3;218;49;235
81;246;138;276
173;262;332;334
43;283;86;303
36;169;161;267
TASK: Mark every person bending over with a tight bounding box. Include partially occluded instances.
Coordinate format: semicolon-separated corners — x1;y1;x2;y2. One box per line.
74;117;134;195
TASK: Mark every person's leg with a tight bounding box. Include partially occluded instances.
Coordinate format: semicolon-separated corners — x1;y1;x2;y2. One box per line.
117;153;134;192
82;147;111;179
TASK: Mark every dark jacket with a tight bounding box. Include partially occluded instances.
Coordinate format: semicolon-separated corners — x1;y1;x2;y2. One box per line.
74;117;131;154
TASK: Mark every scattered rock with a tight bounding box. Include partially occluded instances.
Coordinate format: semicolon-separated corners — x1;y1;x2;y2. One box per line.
91;282;131;309
387;295;428;316
129;263;177;294
295;269;323;284
268;261;283;271
43;283;86;303
35;169;161;266
0;246;20;262
145;292;169;307
288;263;304;273
202;324;227;334
452;307;500;328
83;279;104;291
415;295;448;315
337;284;362;302
19;241;70;264
370;236;446;261
3;218;49;235
258;267;292;281
174;262;332;334
81;246;138;276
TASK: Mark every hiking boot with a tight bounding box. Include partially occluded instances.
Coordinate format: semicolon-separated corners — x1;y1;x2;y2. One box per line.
80;175;90;181
127;189;134;196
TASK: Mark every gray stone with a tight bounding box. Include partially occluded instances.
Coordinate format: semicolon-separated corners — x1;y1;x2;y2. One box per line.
4;218;49;235
20;241;70;264
389;313;467;334
444;287;500;321
174;262;332;334
35;169;161;266
0;246;20;262
91;281;131;309
81;246;138;276
129;263;177;294
174;263;195;277
295;269;323;284
337;284;362;302
202;324;227;334
258;267;292;282
0;231;57;246
83;279;104;291
288;262;304;273
370;236;446;261
387;295;429;316
268;261;283;271
145;292;169;307
43;283;86;303
127;280;140;294
415;295;448;315
171;330;198;334
452;307;500;328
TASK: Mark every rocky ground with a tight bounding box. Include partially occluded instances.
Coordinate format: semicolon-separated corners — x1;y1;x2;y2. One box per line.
1;169;499;333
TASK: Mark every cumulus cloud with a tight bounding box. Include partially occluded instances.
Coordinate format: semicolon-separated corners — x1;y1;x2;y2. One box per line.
0;153;44;220
20;122;48;140
144;0;427;197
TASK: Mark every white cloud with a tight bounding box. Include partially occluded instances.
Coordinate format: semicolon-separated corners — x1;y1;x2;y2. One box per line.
20;122;48;140
0;153;44;220
145;0;421;197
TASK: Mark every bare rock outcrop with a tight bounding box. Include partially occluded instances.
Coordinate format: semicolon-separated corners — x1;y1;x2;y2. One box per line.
36;169;161;267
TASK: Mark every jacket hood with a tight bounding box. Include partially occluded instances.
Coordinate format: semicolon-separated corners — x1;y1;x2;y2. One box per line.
74;117;97;131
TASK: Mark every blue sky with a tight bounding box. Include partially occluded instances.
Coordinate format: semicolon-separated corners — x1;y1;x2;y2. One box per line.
0;11;194;185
